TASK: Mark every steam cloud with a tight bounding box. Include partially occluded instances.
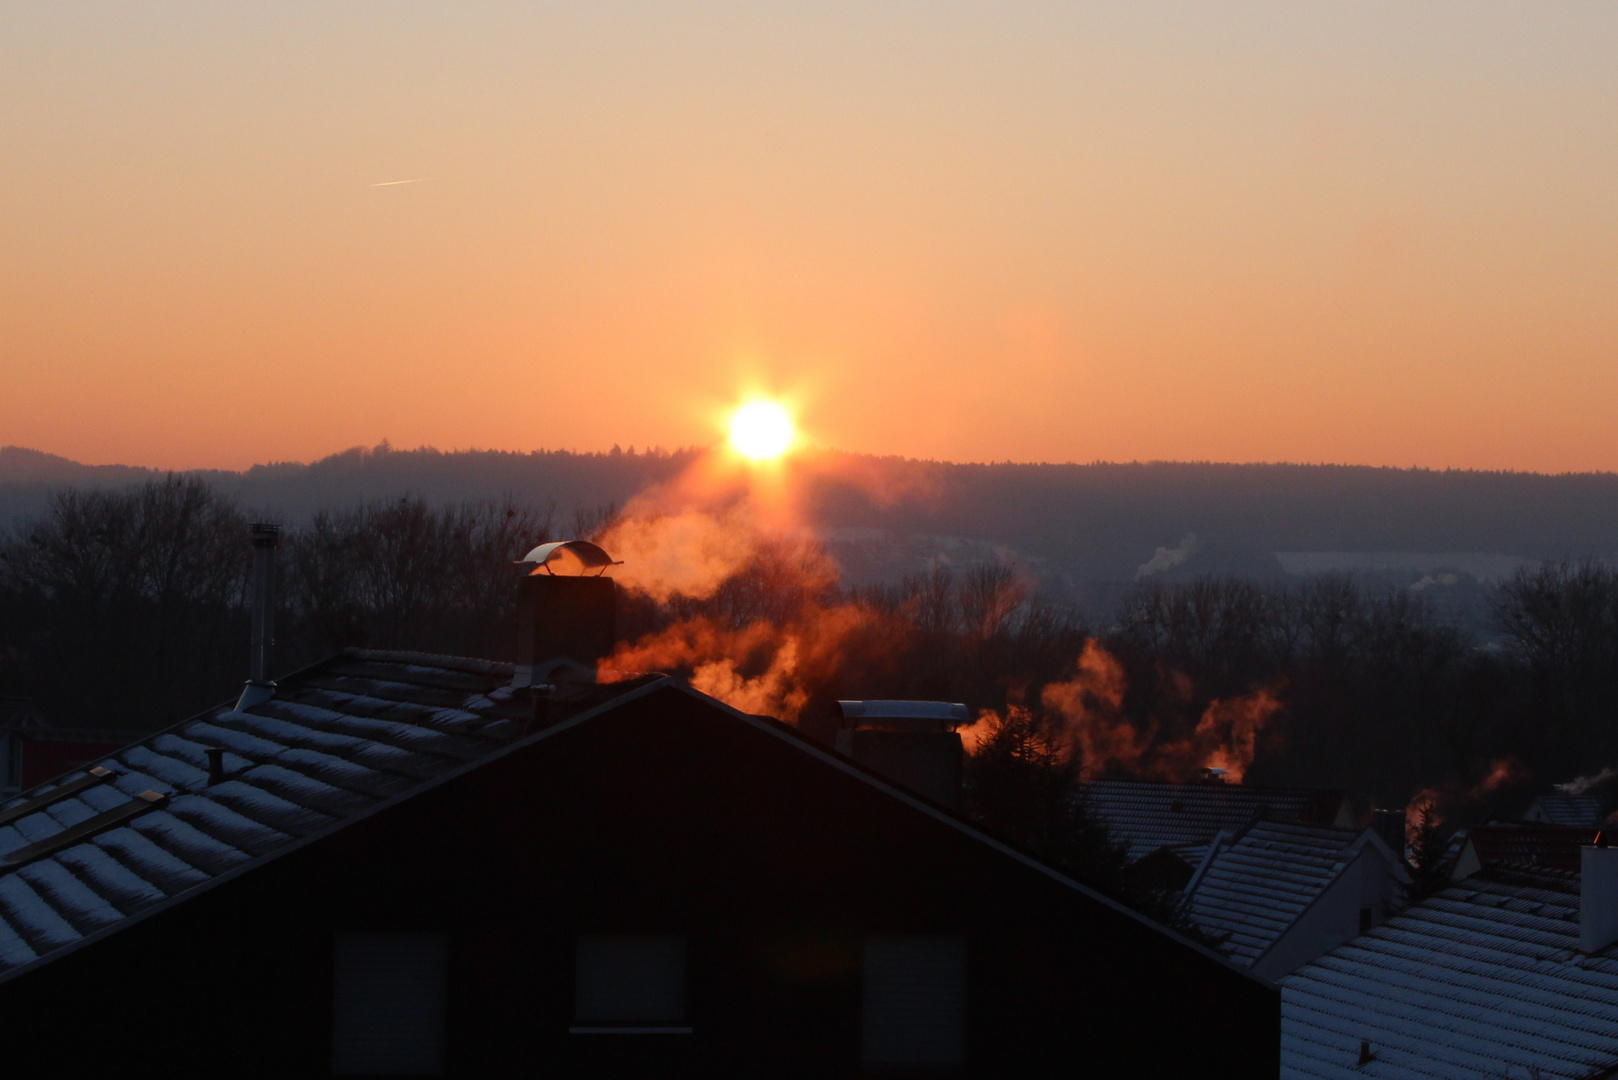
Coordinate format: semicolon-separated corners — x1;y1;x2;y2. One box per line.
965;639;1284;783
1136;533;1200;581
597;450;1285;780
1403;755;1531;847
1557;767;1617;796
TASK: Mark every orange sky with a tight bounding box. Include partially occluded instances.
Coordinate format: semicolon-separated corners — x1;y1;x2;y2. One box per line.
3;3;1616;473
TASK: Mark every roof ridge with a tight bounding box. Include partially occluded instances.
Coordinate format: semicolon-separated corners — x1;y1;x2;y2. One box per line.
341;648;514;676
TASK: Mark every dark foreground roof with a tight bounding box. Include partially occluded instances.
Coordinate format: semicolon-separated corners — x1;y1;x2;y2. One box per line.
1082;779;1354;863
0;650;653;975
1281;865;1618;1080
0;650;1245;990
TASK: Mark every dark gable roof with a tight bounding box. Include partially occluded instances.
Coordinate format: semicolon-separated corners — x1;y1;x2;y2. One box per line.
0;650;658;979
1281;865;1618;1080
1082;778;1354;863
0;650;1247;987
0;699;45;731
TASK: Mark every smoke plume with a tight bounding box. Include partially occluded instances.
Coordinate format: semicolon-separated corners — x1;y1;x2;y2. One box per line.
1136;533;1200;581
596;449;1283;782
1557;767;1617;796
603;602;877;724
964;639;1284;782
1465;757;1530;801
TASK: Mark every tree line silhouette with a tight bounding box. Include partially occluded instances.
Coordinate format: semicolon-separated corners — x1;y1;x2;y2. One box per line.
2;475;1616;886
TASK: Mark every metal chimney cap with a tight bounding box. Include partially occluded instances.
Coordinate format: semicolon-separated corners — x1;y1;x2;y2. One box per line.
520;539;620;576
838;700;970;724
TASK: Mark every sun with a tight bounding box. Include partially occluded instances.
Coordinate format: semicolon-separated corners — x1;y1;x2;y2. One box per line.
729;400;795;461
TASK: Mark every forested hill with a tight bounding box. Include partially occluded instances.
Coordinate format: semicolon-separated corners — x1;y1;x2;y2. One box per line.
5;444;1618;582
805;458;1618;579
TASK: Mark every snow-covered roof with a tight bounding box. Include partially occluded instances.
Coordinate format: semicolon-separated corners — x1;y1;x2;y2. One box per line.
1281;864;1618;1079
1182;822;1405;969
0;649;655;979
1526;793;1607;829
1457;824;1598;877
1080;779;1354;863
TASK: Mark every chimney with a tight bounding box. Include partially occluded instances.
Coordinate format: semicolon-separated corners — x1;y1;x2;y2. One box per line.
834;701;968;810
235;523;280;711
512;540;620;687
1582;836;1618;953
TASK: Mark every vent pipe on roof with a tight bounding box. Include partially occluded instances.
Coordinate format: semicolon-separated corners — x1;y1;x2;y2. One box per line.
1582;840;1618;953
236;523;280;712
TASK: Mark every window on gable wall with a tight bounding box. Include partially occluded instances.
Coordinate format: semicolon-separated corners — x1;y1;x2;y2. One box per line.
573;935;689;1033
331;932;447;1076
861;935;968;1066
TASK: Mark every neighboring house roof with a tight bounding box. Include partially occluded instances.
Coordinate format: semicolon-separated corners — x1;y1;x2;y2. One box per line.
0;649;654;977
1452;824;1600;879
0;698;146;744
1182;822;1407;971
1081;779;1355;863
0;699;46;731
1281;864;1618;1080
1526;793;1607;829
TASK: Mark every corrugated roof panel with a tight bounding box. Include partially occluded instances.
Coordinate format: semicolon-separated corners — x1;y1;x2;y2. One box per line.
1281;866;1618;1079
0;915;37;967
119;745;207;791
16;861;126;931
163;794;299;853
0;874;81;951
91;827;213;892
54;842;169;911
234;764;374;818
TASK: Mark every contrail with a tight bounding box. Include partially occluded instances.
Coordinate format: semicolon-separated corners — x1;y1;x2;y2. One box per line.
370;178;428;187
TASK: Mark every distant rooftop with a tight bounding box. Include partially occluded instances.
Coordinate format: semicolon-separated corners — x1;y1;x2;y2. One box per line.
1183;822;1405;972
1282;864;1618;1079
1526;793;1607;829
1081;778;1356;864
1452;823;1600;879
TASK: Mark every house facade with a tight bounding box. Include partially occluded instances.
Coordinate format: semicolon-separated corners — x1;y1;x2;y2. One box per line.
0;649;1278;1077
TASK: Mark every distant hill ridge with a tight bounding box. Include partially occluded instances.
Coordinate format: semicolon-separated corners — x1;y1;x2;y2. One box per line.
5;444;1618;582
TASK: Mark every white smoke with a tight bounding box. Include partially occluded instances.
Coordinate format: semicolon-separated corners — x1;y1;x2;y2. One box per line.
1136;533;1201;581
1557;767;1617;796
1409;572;1459;592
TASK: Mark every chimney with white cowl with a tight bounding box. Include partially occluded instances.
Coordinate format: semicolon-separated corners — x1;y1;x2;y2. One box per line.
511;540;621;688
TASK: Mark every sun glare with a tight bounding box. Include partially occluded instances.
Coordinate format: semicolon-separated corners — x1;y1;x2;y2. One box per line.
729;400;795;461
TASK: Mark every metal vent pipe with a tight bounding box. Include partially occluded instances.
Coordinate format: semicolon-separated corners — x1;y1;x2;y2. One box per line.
236;523;281;711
